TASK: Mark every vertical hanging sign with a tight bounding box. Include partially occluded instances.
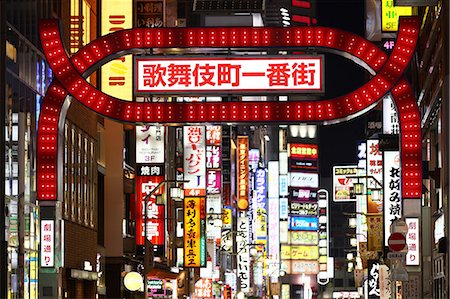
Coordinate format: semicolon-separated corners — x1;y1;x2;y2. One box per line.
405;218;419;266
184;197;205;267
135;175;165;246
101;0;133;101
317;189;329;285
367;139;383;189
184;126;206;196
383;151;401;246
40;220;55;267
136;126;165;163
368;260;381;298
237;137;249;210
254;168;267;246
237;213;250;293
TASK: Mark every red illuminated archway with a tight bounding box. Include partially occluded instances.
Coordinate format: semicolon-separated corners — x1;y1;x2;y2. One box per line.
37;18;421;201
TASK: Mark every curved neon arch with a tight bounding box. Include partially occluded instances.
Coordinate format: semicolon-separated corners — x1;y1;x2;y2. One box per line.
37;17;421;201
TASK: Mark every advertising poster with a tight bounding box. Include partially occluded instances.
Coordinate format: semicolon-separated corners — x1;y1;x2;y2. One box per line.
332;165;358;202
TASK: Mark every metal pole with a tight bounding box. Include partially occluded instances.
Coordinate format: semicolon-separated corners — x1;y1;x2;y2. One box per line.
0;0;8;296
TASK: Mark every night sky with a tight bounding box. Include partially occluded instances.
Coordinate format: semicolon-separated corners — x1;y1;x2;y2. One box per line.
316;0;367;179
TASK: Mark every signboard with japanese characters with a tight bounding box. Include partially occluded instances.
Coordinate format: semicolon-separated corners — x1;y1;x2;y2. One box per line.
206;146;221;169
206;126;221;145
137;164;164;177
289;158;319;172
288;143;319;159
280;197;288;219
206;195;222;239
289;172;319;188
282;260;319;275
237;213;250;293
317;189;329;285
184;197;206;267
221;207;232;252
40;220;55;267
405;218;419;266
280;175;289;196
289;201;318;216
135;56;324;94
367;139;383;189
194;278;213;299
379;264;392;299
383;151;401;246
368;260;381;298
148;279;166;296
135;175;165;246
206;170;221;194
136;125;165;163
367;215;383;252
288;187;318;201
332;166;358;202
290;231;319;245
289;216;319;231
254;168;267;244
382;95;399;134
136;0;164;28
280;245;319;260
184;126;206;196
237;137;249;210
268;196;280;278
381;0;412;32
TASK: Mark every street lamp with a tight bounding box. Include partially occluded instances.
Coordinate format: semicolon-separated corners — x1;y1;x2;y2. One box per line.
143;179;188;298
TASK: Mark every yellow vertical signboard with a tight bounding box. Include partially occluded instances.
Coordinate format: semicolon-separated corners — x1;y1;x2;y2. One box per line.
381;0;412;32
184;197;201;267
101;0;133;101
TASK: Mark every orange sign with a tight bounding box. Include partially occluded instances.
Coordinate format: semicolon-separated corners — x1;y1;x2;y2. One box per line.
288;143;318;159
237;137;249;210
184;197;202;267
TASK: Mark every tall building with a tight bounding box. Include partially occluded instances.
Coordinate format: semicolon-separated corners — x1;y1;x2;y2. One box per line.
3;1;61;298
412;1;449;298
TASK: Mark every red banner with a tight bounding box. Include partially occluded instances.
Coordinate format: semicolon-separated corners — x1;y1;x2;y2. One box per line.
135;175;165;245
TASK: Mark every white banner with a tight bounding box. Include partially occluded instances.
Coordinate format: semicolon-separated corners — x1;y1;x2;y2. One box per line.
288;172;319;188
406;218;420;266
268;197;280;278
367;139;383;189
40;220;55;267
383;151;401;246
136;126;165;163
237;213;250;293
135;56;324;93
268;161;279;198
184;126;206;196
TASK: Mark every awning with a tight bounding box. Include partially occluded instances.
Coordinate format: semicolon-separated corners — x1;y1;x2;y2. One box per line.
147;264;179;280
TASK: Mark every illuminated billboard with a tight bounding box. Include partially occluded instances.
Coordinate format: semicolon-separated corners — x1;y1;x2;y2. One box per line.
184;126;206;196
289;216;318;231
135;56;324;94
237;137;249;210
184;197;206;267
381;0;412;32
101;0;133;100
332;166;358;202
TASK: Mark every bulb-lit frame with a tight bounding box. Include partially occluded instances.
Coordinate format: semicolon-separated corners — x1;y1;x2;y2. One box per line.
37;17;421;201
